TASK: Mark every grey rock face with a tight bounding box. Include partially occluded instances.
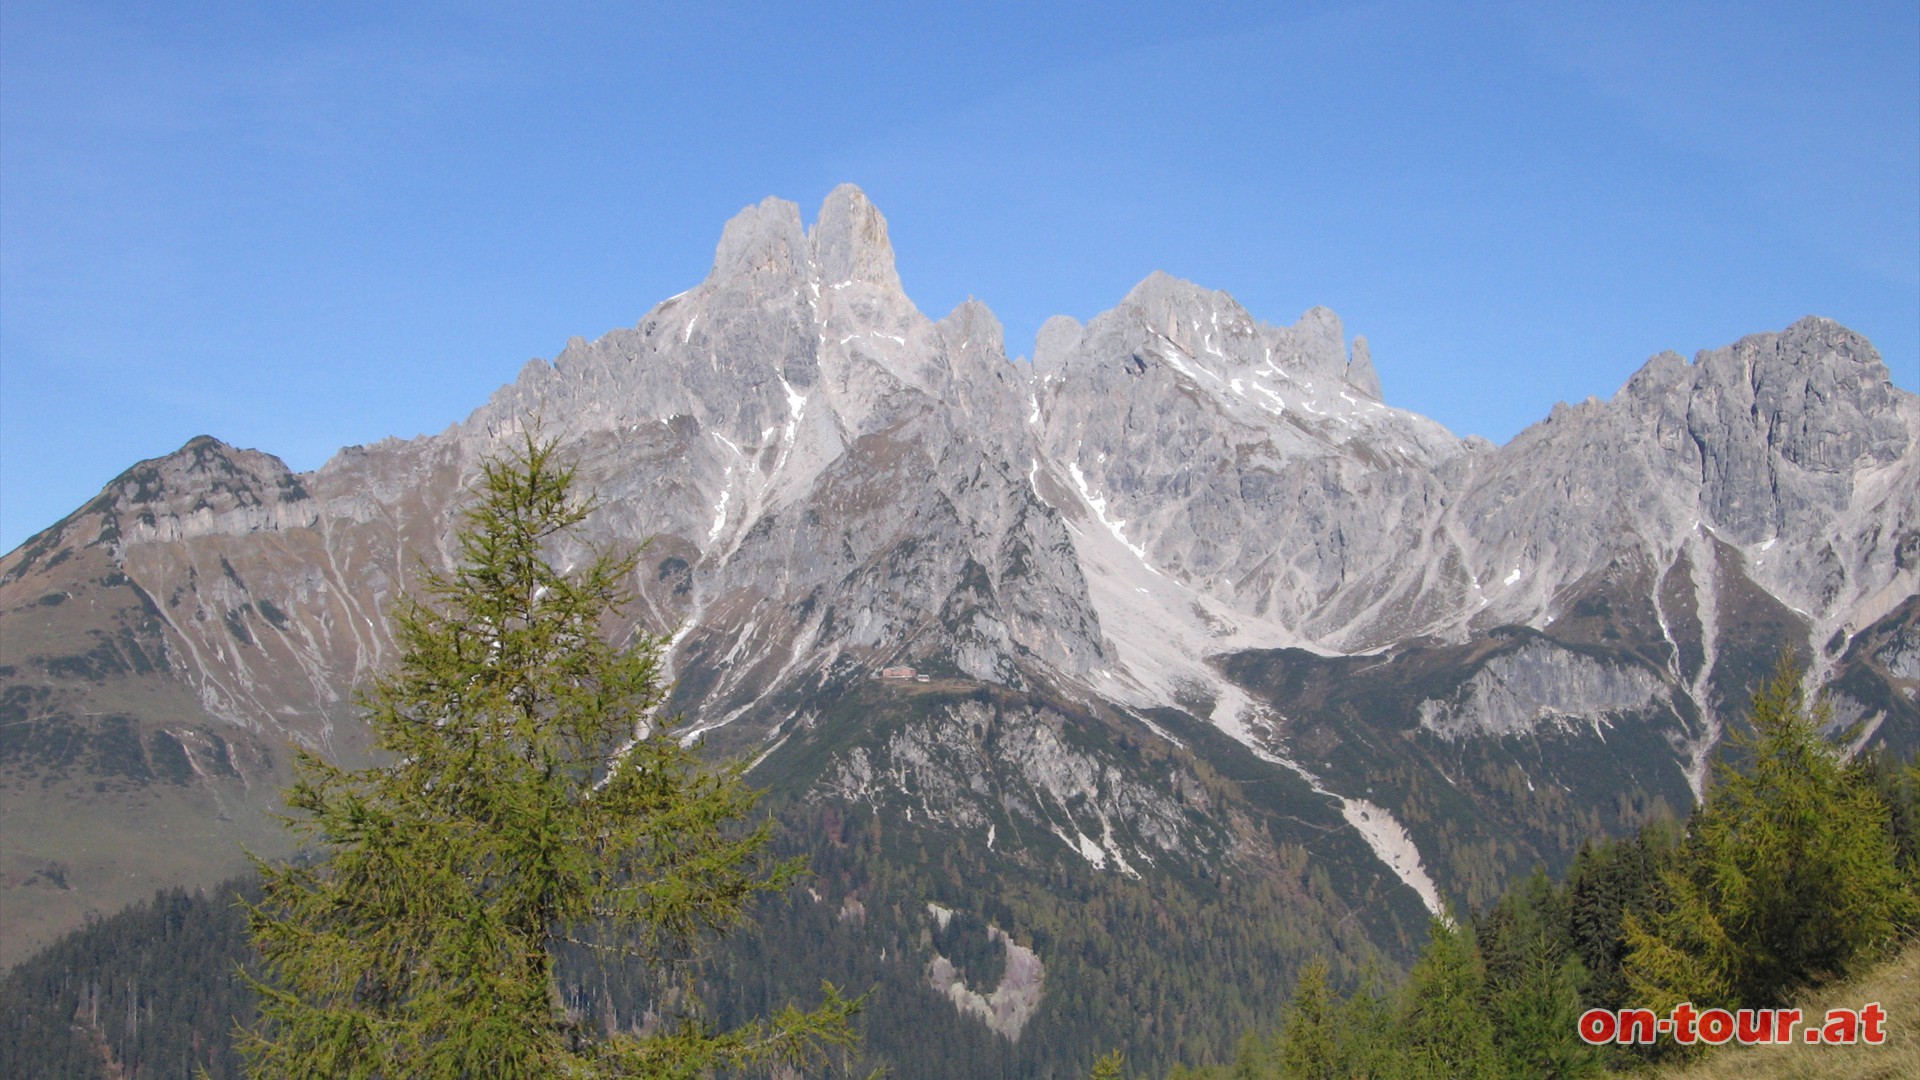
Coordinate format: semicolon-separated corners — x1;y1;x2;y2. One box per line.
1615;318;1910;543
710;196;810;282
96;435;319;546
1447;317;1918;655
1029;269;1464;656
5;185;1916;954
1881;628;1920;681
821;698;1209;876
927;925;1045;1042
812;183;904;293
1346;335;1382;399
1416;641;1671;740
34;190;1916;780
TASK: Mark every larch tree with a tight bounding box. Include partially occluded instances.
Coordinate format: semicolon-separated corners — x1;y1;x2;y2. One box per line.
242;434;861;1078
1625;654;1913;1013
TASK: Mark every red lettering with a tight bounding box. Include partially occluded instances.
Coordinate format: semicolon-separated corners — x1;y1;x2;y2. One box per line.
1861;1002;1887;1045
1619;1007;1659;1044
1578;1008;1615;1044
1697;1008;1734;1045
1821;1008;1859;1045
1571;1003;1880;1048
1667;1003;1696;1045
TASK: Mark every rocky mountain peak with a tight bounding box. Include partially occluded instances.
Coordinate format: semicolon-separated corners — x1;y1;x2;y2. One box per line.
1732;317;1910;465
1088;272;1367;394
86;436;313;547
1618;317;1906;441
1031;315;1084;383
6;186;1918;999
934;299;1012;392
1585;313;1916;546
810;183;903;293
709;195;810;282
1347;335;1382;399
937;296;1003;346
705;185;903;296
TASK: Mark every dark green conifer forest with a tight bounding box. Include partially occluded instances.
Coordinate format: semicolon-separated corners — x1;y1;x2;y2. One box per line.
0;877;259;1079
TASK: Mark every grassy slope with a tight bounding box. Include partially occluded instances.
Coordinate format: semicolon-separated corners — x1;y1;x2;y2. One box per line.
1661;940;1920;1080
0;533;297;967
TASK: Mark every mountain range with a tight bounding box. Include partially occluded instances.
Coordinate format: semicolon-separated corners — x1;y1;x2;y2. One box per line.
3;184;1915;1067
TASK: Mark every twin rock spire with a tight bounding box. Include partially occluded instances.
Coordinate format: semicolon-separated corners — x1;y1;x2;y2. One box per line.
709;184;902;293
703;184;1382;399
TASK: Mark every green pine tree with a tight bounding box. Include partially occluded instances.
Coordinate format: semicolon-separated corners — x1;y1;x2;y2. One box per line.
1396;916;1501;1080
1226;1026;1274;1080
242;434;861;1078
1857;747;1920;879
1273;958;1339;1080
1625;654;1914;1012
1563;823;1673;1012
1331;963;1398;1079
1479;869;1598;1078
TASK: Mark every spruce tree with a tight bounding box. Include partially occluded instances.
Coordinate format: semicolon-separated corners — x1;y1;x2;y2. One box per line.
1226;1027;1274;1080
242;434;860;1078
1479;869;1597;1078
1563;825;1672;1012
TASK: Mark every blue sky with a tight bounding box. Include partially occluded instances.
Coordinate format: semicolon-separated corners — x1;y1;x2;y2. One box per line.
3;1;1916;552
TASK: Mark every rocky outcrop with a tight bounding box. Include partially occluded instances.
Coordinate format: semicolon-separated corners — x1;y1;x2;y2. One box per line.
1416;642;1670;740
823;699;1205;874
